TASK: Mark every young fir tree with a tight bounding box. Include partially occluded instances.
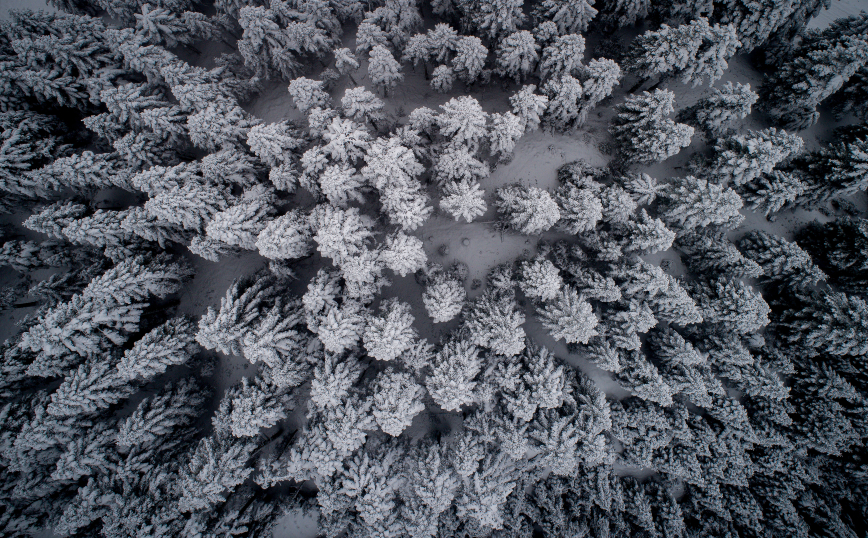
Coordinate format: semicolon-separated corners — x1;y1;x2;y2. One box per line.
495;30;540;83
739;170;805;215
609;89;694;163
116;317;198;381
368;45;404;95
510;84;549;132
496;184;561;235
761;14;868;129
687;81;758;137
738;230;827;289
658;176;744;233
708;128;804;187
370;367;426;436
537;286;599;344
426;339;482;411
533;0;597;34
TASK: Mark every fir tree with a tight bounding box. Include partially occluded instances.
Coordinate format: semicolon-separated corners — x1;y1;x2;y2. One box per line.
518;258;563;302
488;112;524;159
540;34;585;79
496;184;561;235
453;36;488;84
434;146;490;185
341;86;386;126
458;0;526;41
802;134;868;202
196;275;274;356
739;230;827;289
144;179;231;236
537;286;599;344
739;170;805;215
216;376;289;437
465;288;526;356
708;128;804;187
693;278;770;334
309;204;375;265
381;231;427;277
255;210;313;261
677;230;763;278
543;74;584;130
533;0;597;34
423;272;466;323
436;96;489;149
370;367;426;436
619;209;676;255
609;89;694;163
782;290;868;357
369;45;404;95
246;122;301;167
495;30;540;83
426;339;481;411
431;65;455;93
577;58;621;124
440;179;488;223
761;14;868;129
688;81;758;137
555;183;603;234
287;76;332;115
116;317;198;381
47;359;133;417
363;299;418;362
659;176;744;233
315;300;368;354
205;185;276;251
510;84;549;132
177;434;258;512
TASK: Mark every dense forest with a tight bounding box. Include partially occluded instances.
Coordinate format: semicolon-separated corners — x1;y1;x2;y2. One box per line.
0;0;867;536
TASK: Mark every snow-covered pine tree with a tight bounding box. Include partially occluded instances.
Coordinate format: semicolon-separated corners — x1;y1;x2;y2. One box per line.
692;277;770;334
381;231;427;277
134;4;190;47
60;209;144;258
688;81;758;137
246;122;301;167
309;204;375;265
537;286;599;344
116;317;198;381
496;184;561;235
440;179;488;223
177;434;258;512
453;35;488;85
614;349;674;405
619;209;676;255
436;96;489;149
598;0;650;28
145;181;233;233
426;339;482;411
434;146;490;185
717;0;812;53
599;184;637;224
341;86;386;127
368;45;404;95
196;275;274;356
533;0;597;34
554;183;603;234
370;367;426;435
288;77;332;115
205;186;276;251
489;112;524;159
739;170;805;215
510;84;549;132
658;175;743;233
676;230;763;278
518;257;563;302
542;74;584;131
363;299;417;361
423;271;466;323
609;89;694;163
431;65;456;93
465;288;526;356
215;375;289;437
739;230;827;289
401;33;432;72
780;290;868;357
458;0;526;41
540;34;585;79
495;30;540;83
761;14;868;129
238;6;302;80
708;128;804;187
576;58;621;124
620;172;663;205
314;299;368;354
254;210;313;261
802;134;868;202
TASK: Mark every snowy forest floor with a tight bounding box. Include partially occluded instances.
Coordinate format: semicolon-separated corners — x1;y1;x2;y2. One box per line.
1;1;867;536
